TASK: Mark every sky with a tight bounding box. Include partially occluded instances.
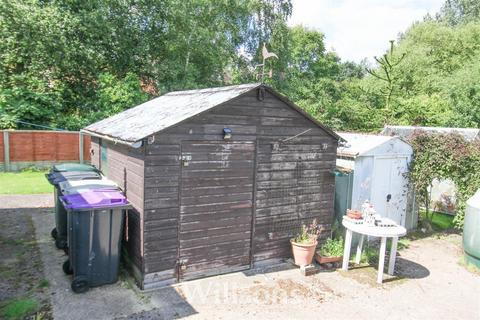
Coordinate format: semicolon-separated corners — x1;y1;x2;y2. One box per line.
288;0;445;63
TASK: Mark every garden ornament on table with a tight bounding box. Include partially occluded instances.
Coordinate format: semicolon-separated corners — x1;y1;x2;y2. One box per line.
362;200;377;226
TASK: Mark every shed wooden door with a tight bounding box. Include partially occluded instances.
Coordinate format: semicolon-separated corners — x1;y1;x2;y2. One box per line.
178;141;255;280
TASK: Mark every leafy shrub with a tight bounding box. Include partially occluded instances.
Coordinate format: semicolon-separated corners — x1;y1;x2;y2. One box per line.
318;238;344;257
408;131;480;229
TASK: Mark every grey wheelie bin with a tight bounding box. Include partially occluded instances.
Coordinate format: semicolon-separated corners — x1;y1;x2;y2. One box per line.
59;178;119;195
60;190;131;293
58;178;120;253
46;169;102;250
50;163;99;173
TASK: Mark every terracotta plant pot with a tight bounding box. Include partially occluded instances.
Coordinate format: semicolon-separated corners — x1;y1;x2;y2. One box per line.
290;239;317;266
315;253;343;265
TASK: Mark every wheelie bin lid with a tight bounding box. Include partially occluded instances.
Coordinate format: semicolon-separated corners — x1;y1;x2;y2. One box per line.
45;171;103;186
60;190;130;210
50;163;99;173
59;177;119;194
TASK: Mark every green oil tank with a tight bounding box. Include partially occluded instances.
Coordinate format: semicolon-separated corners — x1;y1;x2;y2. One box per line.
463;189;480;268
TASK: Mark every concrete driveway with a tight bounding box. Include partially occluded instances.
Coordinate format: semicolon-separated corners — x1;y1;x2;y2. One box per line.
4;194;480;320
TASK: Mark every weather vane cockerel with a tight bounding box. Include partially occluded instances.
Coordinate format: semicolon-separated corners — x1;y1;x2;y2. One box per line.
256;43;278;82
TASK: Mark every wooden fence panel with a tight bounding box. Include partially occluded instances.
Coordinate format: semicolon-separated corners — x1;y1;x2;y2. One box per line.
1;130;91;171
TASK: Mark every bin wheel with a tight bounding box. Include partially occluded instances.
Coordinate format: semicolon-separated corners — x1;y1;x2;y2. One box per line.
51;228;57;240
71;278;89;294
63;247;69;255
63;260;73;275
55;238;67;250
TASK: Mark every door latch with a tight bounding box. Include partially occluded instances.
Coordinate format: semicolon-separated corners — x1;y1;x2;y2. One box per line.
179;154;192;166
177;259;187;272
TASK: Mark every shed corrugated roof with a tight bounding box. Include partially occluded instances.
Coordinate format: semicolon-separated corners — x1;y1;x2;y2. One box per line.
83;83;261;143
83;83;340;143
381;125;480;142
336;132;396;157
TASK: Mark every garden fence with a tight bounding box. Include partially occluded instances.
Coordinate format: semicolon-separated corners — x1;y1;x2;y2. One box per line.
1;130;91;171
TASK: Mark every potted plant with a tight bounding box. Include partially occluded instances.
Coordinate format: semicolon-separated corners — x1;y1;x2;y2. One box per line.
315;237;344;265
290;219;320;266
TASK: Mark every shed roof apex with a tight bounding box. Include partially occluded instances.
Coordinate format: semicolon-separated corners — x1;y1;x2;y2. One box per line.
82;83;340;143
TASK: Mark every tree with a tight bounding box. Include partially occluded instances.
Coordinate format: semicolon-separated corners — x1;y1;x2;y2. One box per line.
437;0;480;25
365;40;406;124
357;18;480;129
0;0;293;130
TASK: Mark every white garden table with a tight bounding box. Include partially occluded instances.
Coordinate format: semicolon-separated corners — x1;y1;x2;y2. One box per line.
341;219;407;284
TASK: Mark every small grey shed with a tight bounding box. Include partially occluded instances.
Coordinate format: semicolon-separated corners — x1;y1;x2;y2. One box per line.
336;132;416;230
82;83;339;289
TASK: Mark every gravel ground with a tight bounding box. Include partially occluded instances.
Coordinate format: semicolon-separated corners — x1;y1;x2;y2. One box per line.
1;194;479;320
0;194;54;319
132;233;479;320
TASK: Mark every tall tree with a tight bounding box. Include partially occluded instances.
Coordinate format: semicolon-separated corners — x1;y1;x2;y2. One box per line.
366;40;406;124
0;0;293;130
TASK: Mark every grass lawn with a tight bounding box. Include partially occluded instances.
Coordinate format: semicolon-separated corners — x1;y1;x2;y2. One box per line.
0;170;51;194
420;210;455;230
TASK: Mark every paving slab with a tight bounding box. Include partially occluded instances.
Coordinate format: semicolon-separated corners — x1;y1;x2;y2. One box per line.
0;193;53;208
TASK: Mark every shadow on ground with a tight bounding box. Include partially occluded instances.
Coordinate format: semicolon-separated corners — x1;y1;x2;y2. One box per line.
242;261;297;277
339;256;430;286
26;206;197;320
394;257;430;279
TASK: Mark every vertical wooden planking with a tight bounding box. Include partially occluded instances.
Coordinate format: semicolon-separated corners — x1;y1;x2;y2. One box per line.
249;140;259;268
90;136;100;168
79;132;84;164
176;142;183;281
0;131;4;164
4;130;85;164
3;131;9;171
83;135;91;161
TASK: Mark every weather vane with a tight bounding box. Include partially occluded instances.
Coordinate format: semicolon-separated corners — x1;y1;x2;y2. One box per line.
256;43;278;82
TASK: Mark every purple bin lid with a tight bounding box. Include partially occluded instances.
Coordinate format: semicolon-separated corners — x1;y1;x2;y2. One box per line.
61;189;129;210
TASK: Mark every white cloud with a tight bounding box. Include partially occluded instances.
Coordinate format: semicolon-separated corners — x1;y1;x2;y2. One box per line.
288;0;445;62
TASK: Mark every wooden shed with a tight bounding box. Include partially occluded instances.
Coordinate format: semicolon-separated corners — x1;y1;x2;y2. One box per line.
82;83;340;289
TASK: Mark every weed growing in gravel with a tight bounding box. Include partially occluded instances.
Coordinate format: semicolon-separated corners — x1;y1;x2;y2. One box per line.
1;298;39;320
37;279;50;288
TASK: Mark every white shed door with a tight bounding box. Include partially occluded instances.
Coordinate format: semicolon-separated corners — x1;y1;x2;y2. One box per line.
371;157;409;225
